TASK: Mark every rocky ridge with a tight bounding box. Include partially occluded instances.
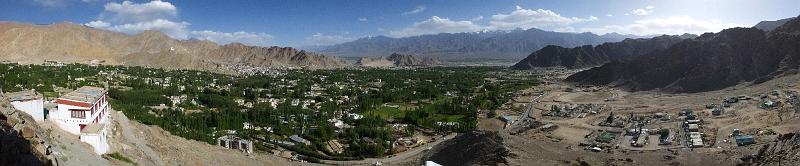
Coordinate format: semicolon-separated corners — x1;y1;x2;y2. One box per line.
511;34;695;69
565;15;800;93
0;21;345;73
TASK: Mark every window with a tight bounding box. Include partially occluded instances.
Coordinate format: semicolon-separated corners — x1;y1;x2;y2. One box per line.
231;141;239;149
241;143;249;152
71;110;85;119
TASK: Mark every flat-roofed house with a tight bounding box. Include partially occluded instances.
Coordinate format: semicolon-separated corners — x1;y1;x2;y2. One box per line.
80;123;110;154
687;124;700;132
51;86;111;155
52;86;110;135
5;90;45;121
217;135;253;154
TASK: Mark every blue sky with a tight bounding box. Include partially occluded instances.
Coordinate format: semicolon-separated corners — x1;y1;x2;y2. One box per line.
1;0;799;47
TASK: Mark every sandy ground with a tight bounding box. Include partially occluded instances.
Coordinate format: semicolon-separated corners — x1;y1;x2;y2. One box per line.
45;123;111;166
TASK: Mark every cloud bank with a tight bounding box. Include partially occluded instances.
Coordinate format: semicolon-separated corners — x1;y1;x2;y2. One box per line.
84;0;274;46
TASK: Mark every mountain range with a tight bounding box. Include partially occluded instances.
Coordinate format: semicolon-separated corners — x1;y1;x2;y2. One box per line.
0;22;345;73
318;28;651;60
565;15;800;92
510;34;696;69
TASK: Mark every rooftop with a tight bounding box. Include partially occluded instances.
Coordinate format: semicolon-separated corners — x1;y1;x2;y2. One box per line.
290;135;309;143
4;90;41;102
81;123;105;134
59;86;106;104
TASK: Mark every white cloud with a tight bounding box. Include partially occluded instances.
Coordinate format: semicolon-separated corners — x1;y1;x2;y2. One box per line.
304;33;356;46
581;16;742;35
86;19;190;39
629;6;654;16
191;30;273;46
402;6;426;16
488;6;598;30
389;16;483;37
84;0;274;45
84;20;110;29
358;18;368;22
607;14;613;17
85;1;188;38
102;0;177;23
631;9;649;16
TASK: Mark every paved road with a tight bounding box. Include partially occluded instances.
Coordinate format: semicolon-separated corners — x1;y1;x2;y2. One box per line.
320;133;457;165
113;111;165;166
508;92;546;131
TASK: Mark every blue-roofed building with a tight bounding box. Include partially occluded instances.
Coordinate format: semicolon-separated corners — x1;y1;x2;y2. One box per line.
499;115;515;128
289;135;311;145
735;135;755;146
499;115;514;123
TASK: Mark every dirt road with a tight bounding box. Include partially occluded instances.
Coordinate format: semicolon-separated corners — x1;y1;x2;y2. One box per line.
320;133;457;165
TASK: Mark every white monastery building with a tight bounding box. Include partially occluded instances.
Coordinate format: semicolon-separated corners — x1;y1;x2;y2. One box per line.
50;86;111;154
6;90;45;121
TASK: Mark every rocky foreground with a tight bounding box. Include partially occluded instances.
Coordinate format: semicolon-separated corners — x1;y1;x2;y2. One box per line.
745;133;800;166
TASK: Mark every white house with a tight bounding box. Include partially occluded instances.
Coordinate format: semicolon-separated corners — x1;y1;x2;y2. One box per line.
52;86;110;134
50;86;111;154
80;123;110;154
217;135;253;154
6;90;45;121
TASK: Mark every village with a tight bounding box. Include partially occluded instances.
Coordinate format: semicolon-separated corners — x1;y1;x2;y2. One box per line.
0;62;539;164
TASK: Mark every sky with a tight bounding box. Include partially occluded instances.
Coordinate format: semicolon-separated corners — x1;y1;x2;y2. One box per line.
1;0;799;47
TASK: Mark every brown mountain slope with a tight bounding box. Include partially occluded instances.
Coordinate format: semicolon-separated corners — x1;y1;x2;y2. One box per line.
0;21;345;72
565;15;800;93
355;53;443;67
355;57;394;67
387;53;442;66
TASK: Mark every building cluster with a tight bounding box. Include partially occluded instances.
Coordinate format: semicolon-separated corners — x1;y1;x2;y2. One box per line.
217;135;254;154
543;103;605;118
681;110;705;148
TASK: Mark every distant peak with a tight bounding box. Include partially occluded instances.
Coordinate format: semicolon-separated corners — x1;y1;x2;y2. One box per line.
770;15;800;34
